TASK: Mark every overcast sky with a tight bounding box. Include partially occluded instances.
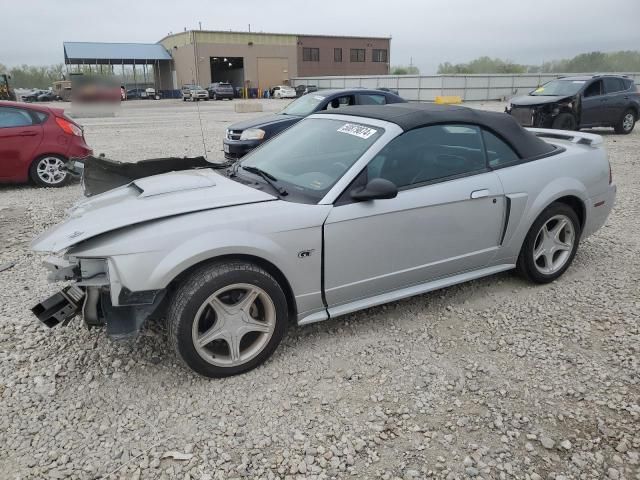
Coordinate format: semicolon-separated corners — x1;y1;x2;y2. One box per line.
2;0;639;73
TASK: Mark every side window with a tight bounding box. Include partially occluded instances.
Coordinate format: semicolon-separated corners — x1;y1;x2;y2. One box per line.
0;107;34;128
482;130;519;167
603;77;624;94
359;94;386;105
367;124;486;189
325;95;355;110
583;80;603;98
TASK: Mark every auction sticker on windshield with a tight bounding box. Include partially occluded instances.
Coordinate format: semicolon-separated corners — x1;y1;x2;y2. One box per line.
337;123;377;139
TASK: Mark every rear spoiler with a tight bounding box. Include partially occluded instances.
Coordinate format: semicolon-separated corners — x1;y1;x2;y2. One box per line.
526;128;603;147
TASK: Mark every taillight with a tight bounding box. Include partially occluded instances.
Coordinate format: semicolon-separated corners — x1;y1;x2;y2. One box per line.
55;116;82;136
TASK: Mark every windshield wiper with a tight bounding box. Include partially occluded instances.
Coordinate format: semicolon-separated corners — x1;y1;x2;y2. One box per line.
241;165;288;196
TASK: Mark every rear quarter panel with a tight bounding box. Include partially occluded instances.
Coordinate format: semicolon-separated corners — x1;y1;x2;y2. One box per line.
494;141;610;263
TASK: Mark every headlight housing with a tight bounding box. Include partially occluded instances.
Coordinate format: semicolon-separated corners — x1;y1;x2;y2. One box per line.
240;128;266;141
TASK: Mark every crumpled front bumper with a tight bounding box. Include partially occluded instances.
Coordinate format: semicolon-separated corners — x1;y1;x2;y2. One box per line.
31;255;165;340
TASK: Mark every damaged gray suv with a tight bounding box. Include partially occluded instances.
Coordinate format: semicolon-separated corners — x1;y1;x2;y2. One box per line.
32;104;615;377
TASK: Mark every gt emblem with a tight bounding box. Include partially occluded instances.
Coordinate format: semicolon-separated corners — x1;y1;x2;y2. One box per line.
68;231;83;239
298;249;314;258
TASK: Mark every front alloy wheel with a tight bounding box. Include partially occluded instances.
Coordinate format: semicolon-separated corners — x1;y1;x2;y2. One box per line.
168;261;288;377
191;283;276;367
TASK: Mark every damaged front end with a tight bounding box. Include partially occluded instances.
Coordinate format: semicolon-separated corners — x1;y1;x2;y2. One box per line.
31;255;165;340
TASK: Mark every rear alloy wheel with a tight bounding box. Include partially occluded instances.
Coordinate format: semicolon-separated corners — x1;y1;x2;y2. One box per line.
552;113;577;131
615;109;636;134
167;261;288;377
516;203;581;283
29;155;69;187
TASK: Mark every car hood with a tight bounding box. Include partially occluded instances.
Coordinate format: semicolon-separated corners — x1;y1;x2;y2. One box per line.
31;169;275;253
510;95;574;106
228;113;300;131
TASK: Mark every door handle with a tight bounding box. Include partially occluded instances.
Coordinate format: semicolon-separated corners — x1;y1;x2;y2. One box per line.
19;131;38;136
470;189;489;199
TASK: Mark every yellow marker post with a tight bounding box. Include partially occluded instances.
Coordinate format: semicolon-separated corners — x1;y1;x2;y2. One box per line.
435;96;462;105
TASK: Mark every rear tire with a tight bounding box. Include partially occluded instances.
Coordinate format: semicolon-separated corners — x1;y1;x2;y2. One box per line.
552;113;577;131
516;202;581;284
167;261;288;378
614;109;636;134
29;155;69;187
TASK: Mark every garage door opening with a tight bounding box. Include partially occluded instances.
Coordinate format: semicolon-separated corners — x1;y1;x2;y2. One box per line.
210;57;244;88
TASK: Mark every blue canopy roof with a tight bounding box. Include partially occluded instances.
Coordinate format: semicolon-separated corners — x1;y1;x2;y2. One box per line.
64;42;172;62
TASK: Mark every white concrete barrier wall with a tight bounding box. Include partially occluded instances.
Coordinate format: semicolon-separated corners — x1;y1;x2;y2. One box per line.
292;73;640;102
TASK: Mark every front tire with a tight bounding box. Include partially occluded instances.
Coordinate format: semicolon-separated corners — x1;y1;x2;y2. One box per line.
614;109;636;134
167;261;288;378
516;202;581;284
29;155;69;187
552;113;577;131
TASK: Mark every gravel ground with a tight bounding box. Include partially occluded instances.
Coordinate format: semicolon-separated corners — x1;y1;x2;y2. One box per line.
0;100;638;480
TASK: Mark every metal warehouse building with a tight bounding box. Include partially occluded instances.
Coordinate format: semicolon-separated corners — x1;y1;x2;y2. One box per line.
64;30;390;94
159;30;390;90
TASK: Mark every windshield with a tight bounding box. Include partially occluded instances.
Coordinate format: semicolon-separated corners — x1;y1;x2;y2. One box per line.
281;94;326;116
530;80;585;96
240;118;384;202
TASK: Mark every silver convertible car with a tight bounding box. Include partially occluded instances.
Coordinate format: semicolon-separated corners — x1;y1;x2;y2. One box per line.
32;104;616;377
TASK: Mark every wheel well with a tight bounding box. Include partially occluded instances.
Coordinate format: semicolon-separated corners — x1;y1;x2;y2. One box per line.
167;254;298;322
553;195;586;230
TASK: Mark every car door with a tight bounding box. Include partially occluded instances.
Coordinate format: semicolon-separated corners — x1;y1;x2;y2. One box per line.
0;106;43;180
580;79;605;126
602;77;627;124
323;124;506;309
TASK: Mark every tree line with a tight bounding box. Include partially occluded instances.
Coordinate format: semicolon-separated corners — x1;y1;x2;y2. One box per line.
437;51;640;74
0;63;66;89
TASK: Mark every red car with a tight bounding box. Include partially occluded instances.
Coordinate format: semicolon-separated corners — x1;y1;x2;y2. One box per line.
0;101;92;187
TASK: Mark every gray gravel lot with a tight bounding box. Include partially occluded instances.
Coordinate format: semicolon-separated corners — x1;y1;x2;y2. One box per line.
0;99;638;480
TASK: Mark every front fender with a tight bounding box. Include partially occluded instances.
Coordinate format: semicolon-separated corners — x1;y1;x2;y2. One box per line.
147;229;291;289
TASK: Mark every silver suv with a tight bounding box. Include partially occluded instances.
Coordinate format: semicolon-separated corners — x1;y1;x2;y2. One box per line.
181;84;209;101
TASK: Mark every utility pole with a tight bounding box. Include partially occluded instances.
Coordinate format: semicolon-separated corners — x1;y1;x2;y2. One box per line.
248;24;251;32
199;21;202;30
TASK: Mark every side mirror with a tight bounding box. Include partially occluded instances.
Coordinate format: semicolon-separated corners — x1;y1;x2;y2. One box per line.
350;178;398;201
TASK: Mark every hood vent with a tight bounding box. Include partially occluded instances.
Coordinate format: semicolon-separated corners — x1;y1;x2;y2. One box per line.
132;170;217;197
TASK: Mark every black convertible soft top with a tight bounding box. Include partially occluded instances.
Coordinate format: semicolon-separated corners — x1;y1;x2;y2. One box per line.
318;103;556;159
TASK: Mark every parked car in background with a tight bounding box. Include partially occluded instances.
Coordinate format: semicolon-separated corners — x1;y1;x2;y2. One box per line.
378;87;400;95
223;88;406;159
22;89;50;102
37;91;59;102
506;75;639;134
295;85;318;97
125;88;148;100
0;101;92;187
271;85;297;99
32;103;615;377
182;85;209;101
207;82;234;100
